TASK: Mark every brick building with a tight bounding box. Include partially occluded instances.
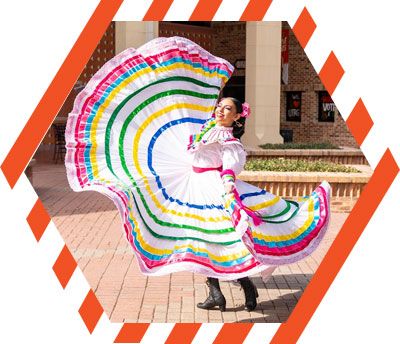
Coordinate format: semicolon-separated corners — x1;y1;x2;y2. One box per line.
158;22;247;104
158;21;358;148
157;21;283;146
279;22;357;148
38;21;358;161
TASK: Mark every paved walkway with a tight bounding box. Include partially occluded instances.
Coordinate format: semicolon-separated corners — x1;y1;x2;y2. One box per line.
32;162;348;323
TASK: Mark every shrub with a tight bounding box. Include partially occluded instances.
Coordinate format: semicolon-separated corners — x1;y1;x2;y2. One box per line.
244;158;360;172
259;142;340;150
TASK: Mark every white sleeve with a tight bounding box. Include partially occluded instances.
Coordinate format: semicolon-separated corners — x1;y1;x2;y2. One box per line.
221;142;246;186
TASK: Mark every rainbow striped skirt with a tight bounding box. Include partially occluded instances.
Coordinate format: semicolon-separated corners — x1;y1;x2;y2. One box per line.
65;37;330;280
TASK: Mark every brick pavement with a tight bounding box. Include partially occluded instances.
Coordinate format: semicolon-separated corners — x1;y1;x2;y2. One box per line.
31;162;348;323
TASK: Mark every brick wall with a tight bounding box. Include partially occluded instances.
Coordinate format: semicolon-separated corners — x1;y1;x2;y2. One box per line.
211;22;246;78
280;22;359;148
238;170;370;213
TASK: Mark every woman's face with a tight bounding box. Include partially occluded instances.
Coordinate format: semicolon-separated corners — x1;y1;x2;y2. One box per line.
215;98;241;127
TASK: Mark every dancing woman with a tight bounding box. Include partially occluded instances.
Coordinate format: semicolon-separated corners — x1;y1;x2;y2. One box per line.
65;36;330;313
195;97;260;312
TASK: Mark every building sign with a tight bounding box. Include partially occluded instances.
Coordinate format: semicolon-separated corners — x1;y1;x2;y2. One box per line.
286;91;301;122
234;59;246;70
281;29;289;85
318;91;335;122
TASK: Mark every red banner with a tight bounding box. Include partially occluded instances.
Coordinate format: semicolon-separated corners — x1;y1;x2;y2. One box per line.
281;28;289;84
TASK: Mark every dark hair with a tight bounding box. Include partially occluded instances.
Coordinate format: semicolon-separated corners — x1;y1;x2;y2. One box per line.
226;97;246;139
228;97;243;114
233;116;246;139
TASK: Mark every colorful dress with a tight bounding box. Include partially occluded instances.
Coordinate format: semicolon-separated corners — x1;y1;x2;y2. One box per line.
65;36;330;280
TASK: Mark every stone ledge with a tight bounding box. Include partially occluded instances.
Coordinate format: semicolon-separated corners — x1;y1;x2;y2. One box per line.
238;170;371;183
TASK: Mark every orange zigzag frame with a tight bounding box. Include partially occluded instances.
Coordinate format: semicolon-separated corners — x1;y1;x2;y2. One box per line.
2;1;399;343
0;0;124;189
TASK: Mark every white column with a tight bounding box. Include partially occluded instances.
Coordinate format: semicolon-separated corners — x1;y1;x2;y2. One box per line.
115;21;159;53
243;21;283;147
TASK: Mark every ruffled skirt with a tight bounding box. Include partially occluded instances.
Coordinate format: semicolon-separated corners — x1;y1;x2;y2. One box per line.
65;36;330;280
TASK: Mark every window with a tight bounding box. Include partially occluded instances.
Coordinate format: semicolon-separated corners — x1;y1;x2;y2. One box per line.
318;91;335;122
286;91;301;122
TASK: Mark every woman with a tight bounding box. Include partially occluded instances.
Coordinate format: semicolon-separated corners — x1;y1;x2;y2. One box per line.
65;36;330;313
195;97;259;312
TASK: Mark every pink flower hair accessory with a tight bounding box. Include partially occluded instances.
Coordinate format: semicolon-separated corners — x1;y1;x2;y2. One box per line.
241;102;251;118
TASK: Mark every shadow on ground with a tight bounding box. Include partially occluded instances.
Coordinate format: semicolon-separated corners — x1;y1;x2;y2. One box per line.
230;274;312;323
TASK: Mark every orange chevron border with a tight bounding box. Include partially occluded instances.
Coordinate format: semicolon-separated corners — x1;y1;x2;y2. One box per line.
27;199;51;242
271;6;398;343
164;323;202;344
319;51;345;95
346;98;374;147
0;0;124;189
114;323;150;343
240;0;273;21
79;289;105;334
270;149;399;344
189;0;224;20
143;0;174;20
53;245;78;289
214;323;254;344
292;7;316;49
2;1;398;343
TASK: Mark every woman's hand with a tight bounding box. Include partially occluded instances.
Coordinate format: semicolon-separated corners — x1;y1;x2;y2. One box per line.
224;184;234;195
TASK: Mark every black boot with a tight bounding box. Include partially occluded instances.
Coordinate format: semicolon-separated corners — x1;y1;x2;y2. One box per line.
197;277;226;311
239;277;258;311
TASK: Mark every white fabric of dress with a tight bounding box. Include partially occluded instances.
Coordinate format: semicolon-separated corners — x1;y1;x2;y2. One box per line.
192;125;246;178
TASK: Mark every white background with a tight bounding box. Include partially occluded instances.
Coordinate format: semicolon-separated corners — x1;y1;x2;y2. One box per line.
1;0;399;343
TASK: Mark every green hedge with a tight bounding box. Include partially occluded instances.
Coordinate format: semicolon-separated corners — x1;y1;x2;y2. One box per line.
259;142;340;150
244;158;360;173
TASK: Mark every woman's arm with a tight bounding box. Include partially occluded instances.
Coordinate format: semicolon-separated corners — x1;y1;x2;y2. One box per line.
221;143;246;194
